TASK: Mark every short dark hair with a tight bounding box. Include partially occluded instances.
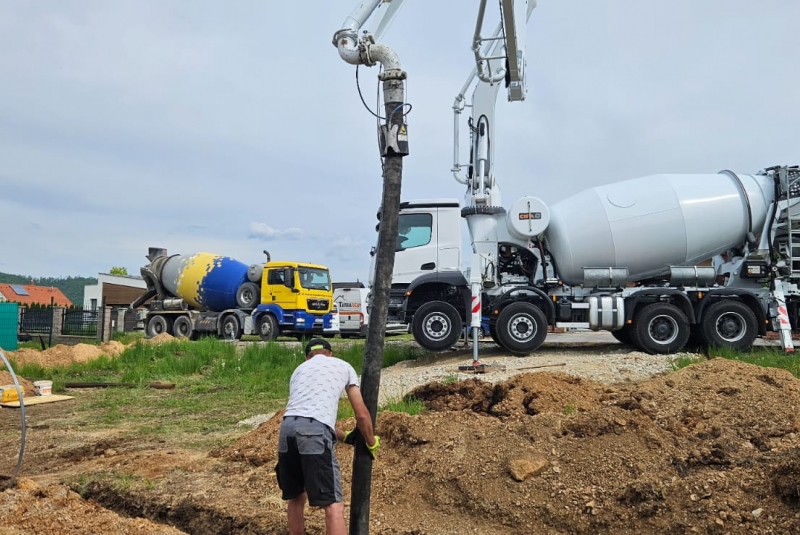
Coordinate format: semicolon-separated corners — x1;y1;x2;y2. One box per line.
305;338;332;356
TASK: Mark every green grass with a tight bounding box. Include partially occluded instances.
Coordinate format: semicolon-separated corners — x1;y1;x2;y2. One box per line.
5;338;424;450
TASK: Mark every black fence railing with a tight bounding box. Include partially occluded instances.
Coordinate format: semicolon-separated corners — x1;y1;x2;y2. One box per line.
62;309;99;336
19;307;53;335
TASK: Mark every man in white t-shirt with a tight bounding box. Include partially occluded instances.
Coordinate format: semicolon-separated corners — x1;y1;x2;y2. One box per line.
277;338;379;535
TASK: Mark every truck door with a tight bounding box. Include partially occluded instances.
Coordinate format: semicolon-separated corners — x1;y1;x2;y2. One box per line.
264;267;295;311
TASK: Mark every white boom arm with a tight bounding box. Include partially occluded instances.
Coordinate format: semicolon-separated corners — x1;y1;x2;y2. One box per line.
454;1;537;203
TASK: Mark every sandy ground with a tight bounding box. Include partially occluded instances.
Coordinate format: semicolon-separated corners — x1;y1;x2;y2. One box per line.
2;334;800;534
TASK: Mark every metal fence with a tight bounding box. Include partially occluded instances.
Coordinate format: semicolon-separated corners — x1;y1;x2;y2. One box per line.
18;306;53;335
62;309;99;336
17;305;100;339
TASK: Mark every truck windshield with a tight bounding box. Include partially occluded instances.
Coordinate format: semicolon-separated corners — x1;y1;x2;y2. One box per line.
298;267;332;291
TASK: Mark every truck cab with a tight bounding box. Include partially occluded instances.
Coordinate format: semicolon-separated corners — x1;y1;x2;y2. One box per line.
254;261;333;339
369;199;464;329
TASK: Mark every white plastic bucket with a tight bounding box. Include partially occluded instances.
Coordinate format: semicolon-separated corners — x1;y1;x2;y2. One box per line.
33;380;52;397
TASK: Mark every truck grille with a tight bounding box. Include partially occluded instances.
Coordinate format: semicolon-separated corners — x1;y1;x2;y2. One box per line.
307;299;329;311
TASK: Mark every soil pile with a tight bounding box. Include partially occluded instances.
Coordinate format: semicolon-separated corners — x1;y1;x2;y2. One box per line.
1;341;127;368
3;355;800;534
214;358;800;534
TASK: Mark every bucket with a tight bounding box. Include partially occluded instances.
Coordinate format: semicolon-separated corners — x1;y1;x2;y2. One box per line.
33;380;52;397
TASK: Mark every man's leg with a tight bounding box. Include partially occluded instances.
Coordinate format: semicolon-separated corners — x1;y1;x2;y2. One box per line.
323;501;346;535
287;492;307;535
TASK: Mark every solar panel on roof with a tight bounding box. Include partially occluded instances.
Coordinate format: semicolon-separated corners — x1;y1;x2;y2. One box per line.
10;285;29;296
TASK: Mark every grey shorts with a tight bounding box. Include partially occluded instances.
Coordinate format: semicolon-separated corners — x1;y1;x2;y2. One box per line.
276;416;342;506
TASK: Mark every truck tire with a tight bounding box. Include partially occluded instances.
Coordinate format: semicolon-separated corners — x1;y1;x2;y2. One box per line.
258;314;279;342
221;315;243;340
631;303;690;354
411;301;462;351
495;302;548;355
146;315;172;338
173;316;194;339
236;282;260;310
611;325;633;346
700;300;757;351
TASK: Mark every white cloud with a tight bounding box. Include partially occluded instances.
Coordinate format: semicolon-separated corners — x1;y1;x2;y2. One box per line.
247;223;304;241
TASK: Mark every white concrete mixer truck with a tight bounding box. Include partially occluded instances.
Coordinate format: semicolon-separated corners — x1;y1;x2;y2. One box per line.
383;165;800;358
349;0;799;359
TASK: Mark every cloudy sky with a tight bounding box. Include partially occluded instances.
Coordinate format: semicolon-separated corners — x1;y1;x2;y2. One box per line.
1;1;797;283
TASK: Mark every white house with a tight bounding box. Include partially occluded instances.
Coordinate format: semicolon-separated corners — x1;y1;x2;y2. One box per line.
83;273;148;311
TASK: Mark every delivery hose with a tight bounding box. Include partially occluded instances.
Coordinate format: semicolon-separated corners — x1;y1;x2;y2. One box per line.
0;348;26;484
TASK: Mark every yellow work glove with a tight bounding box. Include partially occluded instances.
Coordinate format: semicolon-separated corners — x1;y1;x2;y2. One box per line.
366;435;381;460
343;428;360;445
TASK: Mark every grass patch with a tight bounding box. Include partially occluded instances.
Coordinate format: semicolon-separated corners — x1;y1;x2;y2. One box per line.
8;338;424;450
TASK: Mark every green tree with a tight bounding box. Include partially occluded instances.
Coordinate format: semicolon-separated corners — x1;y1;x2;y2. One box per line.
110;266;129;276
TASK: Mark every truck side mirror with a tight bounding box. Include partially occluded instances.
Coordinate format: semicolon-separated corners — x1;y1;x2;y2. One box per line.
284;268;294;289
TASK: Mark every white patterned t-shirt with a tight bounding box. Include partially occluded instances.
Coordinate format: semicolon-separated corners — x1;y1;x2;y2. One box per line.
284;355;361;430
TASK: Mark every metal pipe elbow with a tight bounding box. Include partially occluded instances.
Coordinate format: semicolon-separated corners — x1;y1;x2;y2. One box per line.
334;30;363;65
368;43;401;72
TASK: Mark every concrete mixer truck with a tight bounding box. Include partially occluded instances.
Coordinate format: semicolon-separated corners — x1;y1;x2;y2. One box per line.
342;0;799;361
383;165;800;359
129;248;334;341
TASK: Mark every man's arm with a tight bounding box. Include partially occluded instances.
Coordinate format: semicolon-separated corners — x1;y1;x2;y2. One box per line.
345;384;376;447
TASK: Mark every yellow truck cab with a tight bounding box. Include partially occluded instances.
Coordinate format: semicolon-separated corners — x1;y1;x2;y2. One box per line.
254;261;333;340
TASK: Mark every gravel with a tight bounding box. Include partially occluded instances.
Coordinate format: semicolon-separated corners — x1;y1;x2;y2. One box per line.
376;332;687;405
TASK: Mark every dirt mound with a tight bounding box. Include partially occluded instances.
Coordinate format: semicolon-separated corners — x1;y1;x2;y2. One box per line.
0;478;185;534
143;333;175;345
1;340;130;369
213;358;800;534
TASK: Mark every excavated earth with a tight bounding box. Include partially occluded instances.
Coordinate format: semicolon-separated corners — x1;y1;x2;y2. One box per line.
2;337;800;534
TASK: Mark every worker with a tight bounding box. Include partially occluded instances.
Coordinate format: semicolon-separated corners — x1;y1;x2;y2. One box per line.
276;338;380;535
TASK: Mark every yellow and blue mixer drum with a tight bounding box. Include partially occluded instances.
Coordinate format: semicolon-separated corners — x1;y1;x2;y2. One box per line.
159;252;249;311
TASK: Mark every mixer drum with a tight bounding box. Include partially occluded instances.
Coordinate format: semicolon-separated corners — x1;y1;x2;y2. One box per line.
545;172;773;286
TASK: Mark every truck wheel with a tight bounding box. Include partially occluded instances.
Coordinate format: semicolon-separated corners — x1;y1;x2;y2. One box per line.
173;316;194;339
221;315;243;340
236;282;260;309
146;315;172;338
611;325;633;346
411;301;463;351
258;314;279;342
488;322;504;347
631;303;690;354
495;302;548;355
700;300;757;351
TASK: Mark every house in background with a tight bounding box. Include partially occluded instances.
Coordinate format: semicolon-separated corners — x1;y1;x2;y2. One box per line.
83;273;149;311
0;282;72;307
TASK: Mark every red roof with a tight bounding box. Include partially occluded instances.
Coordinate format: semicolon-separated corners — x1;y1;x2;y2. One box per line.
0;283;72;307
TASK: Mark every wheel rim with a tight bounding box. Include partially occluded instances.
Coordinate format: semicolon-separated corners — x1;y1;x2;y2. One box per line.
648;314;679;345
152;319;164;334
715;312;746;343
175;319;189;336
260;320;272;338
223;319;237;336
423;313;451;340
507;314;536;342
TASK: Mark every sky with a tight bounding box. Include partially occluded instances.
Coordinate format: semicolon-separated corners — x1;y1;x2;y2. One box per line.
0;1;797;283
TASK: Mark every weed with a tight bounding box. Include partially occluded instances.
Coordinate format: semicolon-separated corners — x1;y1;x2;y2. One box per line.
440;374;459;385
